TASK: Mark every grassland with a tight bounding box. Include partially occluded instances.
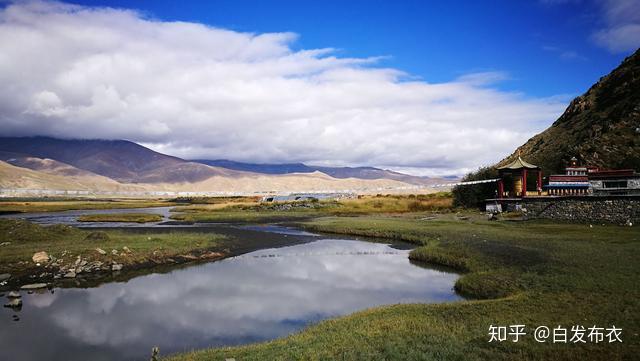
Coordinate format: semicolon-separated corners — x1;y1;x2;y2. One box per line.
0;219;225;280
0;198;174;213
77;213;163;223
167;215;640;360
1;193;638;359
171;193;453;223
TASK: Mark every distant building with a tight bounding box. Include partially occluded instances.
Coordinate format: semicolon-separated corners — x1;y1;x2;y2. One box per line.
261;192;355;202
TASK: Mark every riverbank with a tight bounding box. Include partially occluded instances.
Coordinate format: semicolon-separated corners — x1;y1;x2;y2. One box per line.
0;220;315;289
167;215;639;360
0;198;175;213
77;212;163;223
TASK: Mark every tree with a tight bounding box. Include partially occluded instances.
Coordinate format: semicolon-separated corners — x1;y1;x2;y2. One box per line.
452;166;499;209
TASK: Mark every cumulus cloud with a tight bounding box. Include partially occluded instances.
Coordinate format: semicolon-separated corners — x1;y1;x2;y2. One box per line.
0;1;567;175
592;0;640;53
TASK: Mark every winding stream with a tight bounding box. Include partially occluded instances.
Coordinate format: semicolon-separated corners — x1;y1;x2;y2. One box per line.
0;208;462;360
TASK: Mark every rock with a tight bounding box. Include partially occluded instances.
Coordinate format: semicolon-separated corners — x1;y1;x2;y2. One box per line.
111;249;119;255
80;260;88;267
0;273;11;282
20;283;48;290
32;251;49;264
4;298;22;308
64;271;76;278
122;246;131;253
200;251;224;260
74;256;82;266
0;242;11;246
7;291;20;298
111;264;123;271
96;248;107;255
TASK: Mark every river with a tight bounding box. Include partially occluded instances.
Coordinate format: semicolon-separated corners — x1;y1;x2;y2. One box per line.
0;208;462;360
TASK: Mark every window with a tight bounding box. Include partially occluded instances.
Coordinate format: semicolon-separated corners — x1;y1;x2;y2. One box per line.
603;180;627;189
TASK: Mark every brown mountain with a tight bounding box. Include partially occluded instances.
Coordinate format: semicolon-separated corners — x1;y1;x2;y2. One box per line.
497;48;640;174
0;136;450;187
0;137;247;184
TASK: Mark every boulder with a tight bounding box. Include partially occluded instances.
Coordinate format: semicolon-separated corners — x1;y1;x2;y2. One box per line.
122;246;132;253
96;248;107;255
64;271;76;278
7;291;20;298
20;283;48;290
0;273;11;282
32;251;49;264
4;298;22;308
111;264;123;271
111;249;119;255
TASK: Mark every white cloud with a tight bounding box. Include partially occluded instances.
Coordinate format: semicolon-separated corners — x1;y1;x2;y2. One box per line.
592;0;640;53
0;1;567;175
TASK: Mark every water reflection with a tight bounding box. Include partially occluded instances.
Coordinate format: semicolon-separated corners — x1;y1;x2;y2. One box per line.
0;207;173;227
1;239;460;361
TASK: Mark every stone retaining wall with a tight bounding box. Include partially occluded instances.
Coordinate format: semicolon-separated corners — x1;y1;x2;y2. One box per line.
496;196;640;224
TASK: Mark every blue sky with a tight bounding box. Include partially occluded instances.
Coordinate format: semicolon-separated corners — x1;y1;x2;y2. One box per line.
0;0;638;175
71;0;634;97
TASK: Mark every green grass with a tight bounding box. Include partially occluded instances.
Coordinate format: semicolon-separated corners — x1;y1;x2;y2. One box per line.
166;216;640;360
0;219;225;274
77;213;163;223
0;198;174;213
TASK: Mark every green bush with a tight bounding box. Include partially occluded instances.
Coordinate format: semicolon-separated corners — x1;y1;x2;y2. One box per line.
452;166;499;209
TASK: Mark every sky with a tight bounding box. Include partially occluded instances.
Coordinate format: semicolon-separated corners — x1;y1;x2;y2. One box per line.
0;0;638;176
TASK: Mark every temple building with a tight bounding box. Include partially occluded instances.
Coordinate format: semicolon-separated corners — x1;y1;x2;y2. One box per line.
496;156;542;198
494;155;640;198
487;155;639;223
589;169;640;196
544;157;591;196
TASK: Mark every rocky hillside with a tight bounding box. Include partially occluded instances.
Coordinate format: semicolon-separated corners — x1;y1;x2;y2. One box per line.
498;48;640;174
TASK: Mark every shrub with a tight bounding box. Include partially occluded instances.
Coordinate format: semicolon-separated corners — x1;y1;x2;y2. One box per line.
452;166;499;209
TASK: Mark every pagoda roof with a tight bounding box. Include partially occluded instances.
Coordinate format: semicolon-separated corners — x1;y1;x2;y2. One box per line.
497;156;540;170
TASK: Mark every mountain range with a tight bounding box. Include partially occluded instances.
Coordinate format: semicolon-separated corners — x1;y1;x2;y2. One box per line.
193;159;440;185
0;136;449;194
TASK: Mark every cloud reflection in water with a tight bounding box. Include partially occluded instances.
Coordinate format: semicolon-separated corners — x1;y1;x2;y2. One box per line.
0;239;460;360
